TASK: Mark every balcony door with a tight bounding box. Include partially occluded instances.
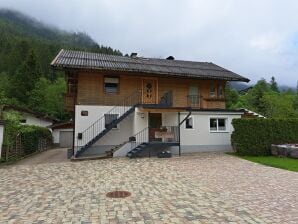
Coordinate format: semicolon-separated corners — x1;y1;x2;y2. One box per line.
188;85;200;107
142;78;157;104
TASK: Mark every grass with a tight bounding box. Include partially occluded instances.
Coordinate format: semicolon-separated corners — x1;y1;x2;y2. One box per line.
228;153;298;172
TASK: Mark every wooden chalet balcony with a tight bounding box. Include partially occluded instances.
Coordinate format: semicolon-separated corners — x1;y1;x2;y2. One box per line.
187;95;201;108
64;93;75;112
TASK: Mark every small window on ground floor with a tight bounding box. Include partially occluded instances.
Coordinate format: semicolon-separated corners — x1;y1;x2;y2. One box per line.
105;114;119;129
185;116;193;129
210;118;227;132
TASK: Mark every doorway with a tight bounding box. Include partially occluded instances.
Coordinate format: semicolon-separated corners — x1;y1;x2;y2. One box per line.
142;78;157;104
149;113;162;141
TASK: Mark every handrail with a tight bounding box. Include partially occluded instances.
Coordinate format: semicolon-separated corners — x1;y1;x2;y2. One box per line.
129;125;180;151
77;90;141;148
80;90;141;133
130;127;149;151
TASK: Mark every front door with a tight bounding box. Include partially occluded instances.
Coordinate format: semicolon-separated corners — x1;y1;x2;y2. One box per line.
142;78;157;104
149;113;162;141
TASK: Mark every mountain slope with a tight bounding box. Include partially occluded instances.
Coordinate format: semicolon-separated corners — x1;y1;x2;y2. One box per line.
0;9;122;76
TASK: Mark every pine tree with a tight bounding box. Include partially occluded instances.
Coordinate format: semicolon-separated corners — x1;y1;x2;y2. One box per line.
9;49;41;104
270;76;279;92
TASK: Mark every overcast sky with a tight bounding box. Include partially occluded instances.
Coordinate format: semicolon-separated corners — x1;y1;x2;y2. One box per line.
1;0;298;86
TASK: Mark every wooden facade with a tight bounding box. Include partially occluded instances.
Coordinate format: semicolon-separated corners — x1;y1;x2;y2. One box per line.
65;70;226;111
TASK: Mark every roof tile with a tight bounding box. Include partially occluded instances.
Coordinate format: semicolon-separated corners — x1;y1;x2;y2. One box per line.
51;49;249;82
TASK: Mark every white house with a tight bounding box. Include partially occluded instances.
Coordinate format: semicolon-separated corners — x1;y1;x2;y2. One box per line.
51;49;250;159
0;105;58;158
48;121;73;148
2;105;56;127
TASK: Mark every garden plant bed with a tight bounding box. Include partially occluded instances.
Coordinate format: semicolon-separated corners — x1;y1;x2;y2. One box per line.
271;144;298;159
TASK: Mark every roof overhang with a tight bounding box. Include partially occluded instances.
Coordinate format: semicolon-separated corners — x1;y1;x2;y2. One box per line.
51;49;250;83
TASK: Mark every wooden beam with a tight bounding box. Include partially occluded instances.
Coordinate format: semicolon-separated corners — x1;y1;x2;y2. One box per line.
138;107;188;113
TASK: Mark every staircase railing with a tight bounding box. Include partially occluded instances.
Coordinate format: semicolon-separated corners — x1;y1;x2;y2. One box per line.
129;125;180;151
130;127;149;151
77;90;141;150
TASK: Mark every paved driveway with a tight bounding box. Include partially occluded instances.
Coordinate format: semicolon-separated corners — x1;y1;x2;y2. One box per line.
0;153;297;223
15;148;69;165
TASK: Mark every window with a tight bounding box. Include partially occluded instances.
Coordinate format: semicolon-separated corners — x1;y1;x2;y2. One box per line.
67;74;77;95
185;116;193;129
105;114;119;129
104;77;119;94
210;83;216;97
218;85;224;98
210;118;227;132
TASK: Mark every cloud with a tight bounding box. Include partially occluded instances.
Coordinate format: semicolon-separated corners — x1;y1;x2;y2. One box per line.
0;0;298;86
249;32;285;53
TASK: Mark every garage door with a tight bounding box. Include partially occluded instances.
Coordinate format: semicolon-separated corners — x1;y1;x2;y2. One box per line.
59;131;73;148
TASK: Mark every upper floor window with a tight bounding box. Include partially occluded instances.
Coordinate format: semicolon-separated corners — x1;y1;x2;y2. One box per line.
67;77;77;95
185;116;193;129
218;84;224;98
210;83;216;97
104;77;119;94
210;118;227;132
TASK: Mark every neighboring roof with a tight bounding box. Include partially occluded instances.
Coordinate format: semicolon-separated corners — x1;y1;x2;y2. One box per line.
0;120;4;125
48;121;73;130
51;49;250;82
2;105;59;122
240;108;266;118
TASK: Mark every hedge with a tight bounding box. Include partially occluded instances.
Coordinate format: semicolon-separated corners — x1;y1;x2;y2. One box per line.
231;118;298;156
19;125;52;155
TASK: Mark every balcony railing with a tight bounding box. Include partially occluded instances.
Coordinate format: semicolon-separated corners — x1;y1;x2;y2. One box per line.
187;95;200;107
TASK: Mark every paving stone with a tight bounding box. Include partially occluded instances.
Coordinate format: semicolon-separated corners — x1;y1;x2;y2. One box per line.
0;153;297;223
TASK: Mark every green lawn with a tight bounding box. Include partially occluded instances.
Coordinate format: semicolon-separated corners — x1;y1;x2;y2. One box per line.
230;154;298;172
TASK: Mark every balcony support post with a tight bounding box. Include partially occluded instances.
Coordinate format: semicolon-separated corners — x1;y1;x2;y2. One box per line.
178;112;181;157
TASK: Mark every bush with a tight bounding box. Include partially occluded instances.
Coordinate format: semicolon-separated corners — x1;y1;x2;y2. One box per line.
231;118;298;156
19;125;52;155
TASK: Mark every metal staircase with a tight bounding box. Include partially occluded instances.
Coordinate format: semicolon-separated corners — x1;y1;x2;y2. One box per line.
127;126;179;158
75;90;141;157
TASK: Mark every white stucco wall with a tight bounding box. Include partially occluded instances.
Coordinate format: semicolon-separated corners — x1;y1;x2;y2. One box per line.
162;112;178;126
74;105;242;155
0;123;4;159
21;112;53;127
75;105;133;147
133;108;148;134
179;112;242;152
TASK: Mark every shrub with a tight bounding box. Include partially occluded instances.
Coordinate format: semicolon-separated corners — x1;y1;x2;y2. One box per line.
231;118;298;156
19;125;52;155
2;111;52;160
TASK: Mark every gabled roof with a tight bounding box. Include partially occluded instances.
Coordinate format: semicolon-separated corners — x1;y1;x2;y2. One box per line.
2;105;59;122
47;121;73;130
51;49;250;82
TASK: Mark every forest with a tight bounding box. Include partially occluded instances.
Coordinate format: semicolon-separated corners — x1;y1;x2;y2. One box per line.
0;9;297;121
0;9;122;120
226;78;298;118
